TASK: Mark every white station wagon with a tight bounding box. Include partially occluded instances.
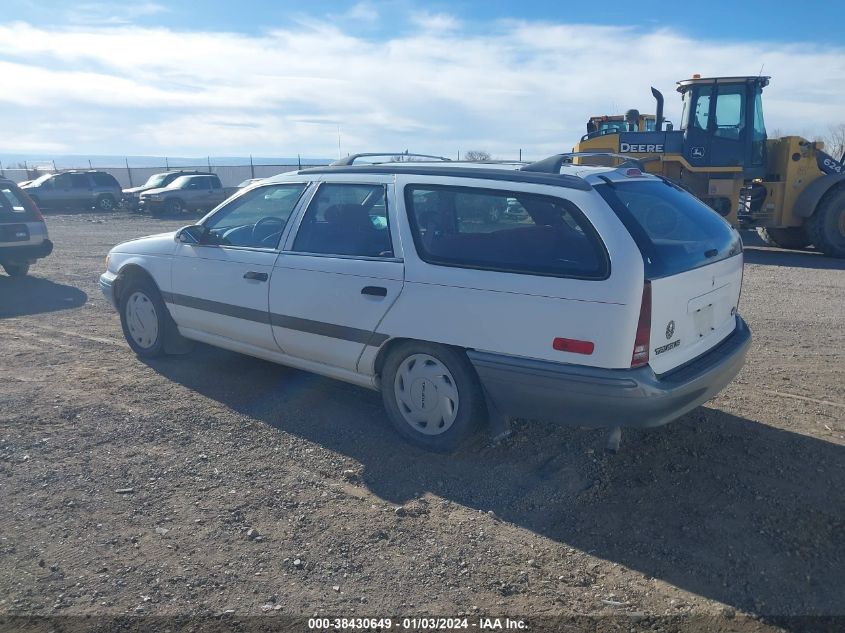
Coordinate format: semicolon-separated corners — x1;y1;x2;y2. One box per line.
101;153;751;451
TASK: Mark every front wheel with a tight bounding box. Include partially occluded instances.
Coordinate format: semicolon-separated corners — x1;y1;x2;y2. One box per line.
806;188;845;258
3;263;30;277
381;342;485;452
119;279;168;357
166;198;184;215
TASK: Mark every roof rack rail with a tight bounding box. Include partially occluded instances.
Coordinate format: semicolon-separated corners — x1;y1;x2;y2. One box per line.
331;152;453;166
520;152;644;173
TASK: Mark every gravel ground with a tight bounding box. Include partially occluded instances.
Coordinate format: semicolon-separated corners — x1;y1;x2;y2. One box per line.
0;212;843;632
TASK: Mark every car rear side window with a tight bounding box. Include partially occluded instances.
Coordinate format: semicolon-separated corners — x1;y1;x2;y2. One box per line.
595;179;742;279
405;184;608;279
91;172;119;187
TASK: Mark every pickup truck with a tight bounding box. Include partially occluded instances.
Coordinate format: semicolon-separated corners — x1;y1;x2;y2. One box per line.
138;174;236;216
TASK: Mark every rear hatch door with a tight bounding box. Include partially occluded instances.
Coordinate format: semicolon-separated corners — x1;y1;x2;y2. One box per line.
596;177;744;374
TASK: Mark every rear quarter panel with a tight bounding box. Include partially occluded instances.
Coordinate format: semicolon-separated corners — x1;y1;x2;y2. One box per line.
375;177;645;370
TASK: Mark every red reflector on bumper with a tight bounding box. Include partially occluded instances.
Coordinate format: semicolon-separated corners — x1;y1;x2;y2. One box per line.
552;338;595;355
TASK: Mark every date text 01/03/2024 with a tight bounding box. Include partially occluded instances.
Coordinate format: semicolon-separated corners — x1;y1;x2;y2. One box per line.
307;617;528;630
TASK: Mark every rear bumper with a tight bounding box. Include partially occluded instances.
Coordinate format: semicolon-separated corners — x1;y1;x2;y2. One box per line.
468;316;751;429
0;239;53;264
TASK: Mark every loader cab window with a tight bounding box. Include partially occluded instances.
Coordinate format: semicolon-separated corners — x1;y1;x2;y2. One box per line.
713;85;744;140
693;87;711;130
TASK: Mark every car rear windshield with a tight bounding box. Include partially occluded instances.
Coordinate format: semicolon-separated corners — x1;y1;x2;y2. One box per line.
0;183;38;221
595;179;742;278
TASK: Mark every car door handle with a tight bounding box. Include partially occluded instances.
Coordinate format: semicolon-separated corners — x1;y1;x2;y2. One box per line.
243;271;268;281
361;286;387;297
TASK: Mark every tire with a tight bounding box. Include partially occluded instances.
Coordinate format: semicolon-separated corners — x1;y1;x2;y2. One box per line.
96;194;116;212
3;263;30;277
806;187;845;258
381;341;486;452
166;198;184;215
118;277;168;357
755;226;811;250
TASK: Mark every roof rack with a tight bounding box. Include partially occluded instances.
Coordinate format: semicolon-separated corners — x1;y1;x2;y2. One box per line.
331;152;452;166
520;152;644;173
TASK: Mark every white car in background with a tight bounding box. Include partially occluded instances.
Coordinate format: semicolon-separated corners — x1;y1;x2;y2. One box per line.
101;153;750;451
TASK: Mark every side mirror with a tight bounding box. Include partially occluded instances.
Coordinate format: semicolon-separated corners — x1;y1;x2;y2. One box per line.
175;225;206;244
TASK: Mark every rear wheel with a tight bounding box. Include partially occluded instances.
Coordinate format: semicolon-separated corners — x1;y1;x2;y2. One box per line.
806;187;845;258
381;342;485;452
3;263;30;277
96;194;116;211
119;278;167;357
756;226;811;250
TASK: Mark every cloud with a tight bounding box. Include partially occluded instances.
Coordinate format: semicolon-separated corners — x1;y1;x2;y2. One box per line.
66;2;170;25
410;11;461;31
0;16;843;157
340;2;380;23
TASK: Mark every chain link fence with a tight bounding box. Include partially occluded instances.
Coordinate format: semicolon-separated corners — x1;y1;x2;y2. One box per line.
0;162;329;188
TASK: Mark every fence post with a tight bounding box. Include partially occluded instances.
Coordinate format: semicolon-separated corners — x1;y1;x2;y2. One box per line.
125;158;134;187
250;155;255;179
165;157;169;171
207;156;212;173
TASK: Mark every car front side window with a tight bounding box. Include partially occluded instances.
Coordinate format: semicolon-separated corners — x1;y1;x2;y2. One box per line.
203;183;308;249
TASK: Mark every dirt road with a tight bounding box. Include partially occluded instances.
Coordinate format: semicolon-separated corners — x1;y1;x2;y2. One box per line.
0;213;843;631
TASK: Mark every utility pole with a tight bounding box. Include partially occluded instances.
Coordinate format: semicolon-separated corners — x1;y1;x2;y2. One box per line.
249;154;255;179
125;158;133;187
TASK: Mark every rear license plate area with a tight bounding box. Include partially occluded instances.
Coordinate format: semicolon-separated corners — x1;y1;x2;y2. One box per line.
692;304;715;339
1;224;29;242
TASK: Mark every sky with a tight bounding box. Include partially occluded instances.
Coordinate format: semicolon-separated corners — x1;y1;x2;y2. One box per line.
2;0;844;160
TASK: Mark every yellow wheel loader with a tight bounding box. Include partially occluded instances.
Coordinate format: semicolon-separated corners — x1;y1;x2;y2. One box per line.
574;76;845;257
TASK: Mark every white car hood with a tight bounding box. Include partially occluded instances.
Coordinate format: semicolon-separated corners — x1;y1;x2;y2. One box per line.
112;232;178;255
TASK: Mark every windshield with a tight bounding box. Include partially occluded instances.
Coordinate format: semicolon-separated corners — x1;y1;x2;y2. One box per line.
29;174;53;186
596;180;742;278
170;176;193;188
144;174;169;188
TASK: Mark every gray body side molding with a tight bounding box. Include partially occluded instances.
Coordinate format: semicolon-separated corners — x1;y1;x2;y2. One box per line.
794;172;845;218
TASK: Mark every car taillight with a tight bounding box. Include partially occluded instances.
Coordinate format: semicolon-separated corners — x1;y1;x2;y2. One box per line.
631;281;651;368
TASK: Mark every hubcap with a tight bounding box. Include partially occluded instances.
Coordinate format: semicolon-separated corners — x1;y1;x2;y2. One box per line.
101;197;113;210
394;354;459;436
125;291;159;349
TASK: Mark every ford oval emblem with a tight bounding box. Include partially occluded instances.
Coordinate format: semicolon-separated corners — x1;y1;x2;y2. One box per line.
665;320;675;340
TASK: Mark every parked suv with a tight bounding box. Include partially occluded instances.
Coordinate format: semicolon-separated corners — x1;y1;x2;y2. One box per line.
138;174;235;216
0;178;53;276
101;153;751;451
21;171;122;211
122;171;210;211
